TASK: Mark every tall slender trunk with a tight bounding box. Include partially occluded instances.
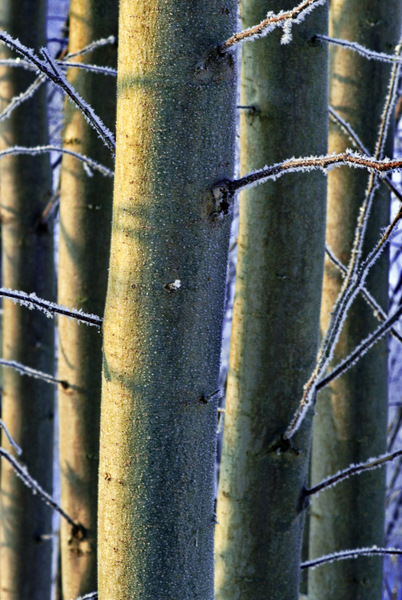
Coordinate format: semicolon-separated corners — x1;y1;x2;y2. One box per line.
97;2;237;599
214;3;328;600
309;3;402;599
0;2;54;599
57;2;117;598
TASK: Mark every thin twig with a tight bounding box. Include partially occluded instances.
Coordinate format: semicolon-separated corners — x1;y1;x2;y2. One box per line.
301;546;402;570
305;449;402;496
317;303;402;389
325;245;402;344
329;106;402;202
0;145;113;178
0;287;102;327
0;74;45;122
220;0;327;50
40;47;115;153
40;189;60;224
223;151;402;196
59;61;116;76
0;447;79;529
65;34;116;60
0;358;67;388
315;34;402;64
282;41;402;439
0;31;115;154
0;420;22;455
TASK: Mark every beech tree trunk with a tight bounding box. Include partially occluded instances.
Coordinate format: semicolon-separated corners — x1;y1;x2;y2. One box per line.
309;3;402;599
97;1;237;599
0;1;54;599
214;2;328;600
57;2;117;598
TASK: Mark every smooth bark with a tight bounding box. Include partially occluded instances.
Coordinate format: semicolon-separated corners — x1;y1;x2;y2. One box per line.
57;2;117;598
0;1;54;599
309;3;402;599
214;3;328;600
97;1;237;599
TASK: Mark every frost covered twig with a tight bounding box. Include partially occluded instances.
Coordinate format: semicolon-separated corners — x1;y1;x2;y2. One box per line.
329;106;369;154
0;358;67;388
220;0;327;50
0;144;113;177
325;245;402;343
58;61;116;76
40;47;115;153
301;546;402;570
0;447;78;529
329;106;402;202
0;74;45;123
0;35;117;122
317;303;402;389
315;34;402;64
305;449;402;496
65;34;116;60
0;31;115;153
0;145;114;178
284;209;400;438
282;41;402;440
0;288;102;327
223;151;402;196
0;420;22;455
325;245;402;344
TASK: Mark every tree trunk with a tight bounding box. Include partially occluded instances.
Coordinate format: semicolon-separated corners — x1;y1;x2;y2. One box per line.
214;3;328;600
309;3;402;600
97;1;237;599
57;2;117;598
0;2;54;599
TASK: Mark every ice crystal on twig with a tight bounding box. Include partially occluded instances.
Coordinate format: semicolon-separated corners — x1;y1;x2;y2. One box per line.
0;447;78;528
0;287;102;327
301;546;402;570
0;358;66;387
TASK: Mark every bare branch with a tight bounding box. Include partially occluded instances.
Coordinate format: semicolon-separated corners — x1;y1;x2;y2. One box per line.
0;420;22;455
40;48;116;153
315;34;402;64
0;145;113;177
0;447;79;529
221;0;327;50
317;304;402;389
0;358;67;388
301;546;402;570
0;287;102;327
223;151;402;196
305;449;402;496
0;74;45;122
283;41;402;439
325;245;402;344
329;106;402;202
0;31;115;154
65;34;116;60
59;61;116;76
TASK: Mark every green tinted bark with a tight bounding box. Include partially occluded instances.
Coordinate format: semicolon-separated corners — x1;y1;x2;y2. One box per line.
57;2;117;598
214;3;328;600
0;2;54;599
309;3;402;600
97;1;237;599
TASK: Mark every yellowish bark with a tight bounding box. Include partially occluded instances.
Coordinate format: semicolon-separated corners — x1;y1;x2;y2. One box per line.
309;3;402;599
0;2;54;599
57;1;117;598
98;1;237;598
